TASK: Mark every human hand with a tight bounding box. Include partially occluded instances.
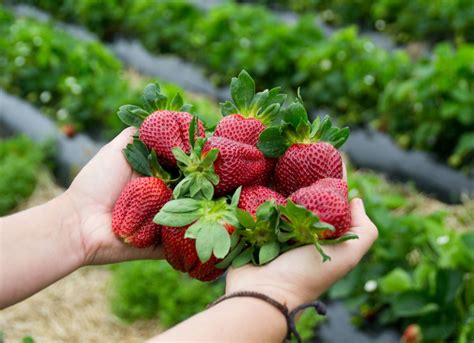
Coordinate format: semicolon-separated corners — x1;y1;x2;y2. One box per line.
225;197;378;310
63;127;164;265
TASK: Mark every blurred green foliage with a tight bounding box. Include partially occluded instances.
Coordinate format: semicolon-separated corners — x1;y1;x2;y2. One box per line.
379;43;474;171
252;0;474;43
325;170;474;342
109;260;323;340
0;136;45;215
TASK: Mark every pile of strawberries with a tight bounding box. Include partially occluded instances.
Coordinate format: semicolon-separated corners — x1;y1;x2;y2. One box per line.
112;71;357;281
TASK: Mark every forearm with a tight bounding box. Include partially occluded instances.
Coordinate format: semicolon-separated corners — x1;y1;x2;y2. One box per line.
150;296;288;343
0;193;84;308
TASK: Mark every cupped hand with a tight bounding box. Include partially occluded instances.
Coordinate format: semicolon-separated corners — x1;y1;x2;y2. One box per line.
225;198;378;310
64;127;164;265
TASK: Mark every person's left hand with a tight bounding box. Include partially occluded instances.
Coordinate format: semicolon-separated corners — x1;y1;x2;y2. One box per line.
64;127;164;265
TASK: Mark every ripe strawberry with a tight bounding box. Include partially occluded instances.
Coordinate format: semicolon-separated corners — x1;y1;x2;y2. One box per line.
172;134;270;200
139;110;205;168
279;178;357;261
258;99;349;196
112;177;172;247
401;324;422;343
215;70;286;146
154;191;241;281
62;123;76;138
112;138;173;248
238;185;286;215
117;82;205;169
161;224;235;281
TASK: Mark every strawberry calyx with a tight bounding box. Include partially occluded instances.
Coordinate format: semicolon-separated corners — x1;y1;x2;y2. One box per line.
220;70;286;126
257;96;350;158
278;199;358;262
123;137;172;183
117;82;193;128
154;188;242;263
172;116;220;200
227;200;282;267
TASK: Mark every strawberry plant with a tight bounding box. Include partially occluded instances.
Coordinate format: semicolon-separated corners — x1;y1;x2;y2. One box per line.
0;136;47;215
327;169;474;342
378;43;474;172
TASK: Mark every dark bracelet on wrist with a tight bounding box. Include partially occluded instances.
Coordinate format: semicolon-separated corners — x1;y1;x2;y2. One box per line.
207;290;326;343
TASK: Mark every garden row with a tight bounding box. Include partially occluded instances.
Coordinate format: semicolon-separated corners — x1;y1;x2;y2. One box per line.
245;0;474;44
0;6;220;139
8;0;474;172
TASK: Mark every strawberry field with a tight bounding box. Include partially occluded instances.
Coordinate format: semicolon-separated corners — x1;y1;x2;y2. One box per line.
0;1;473;342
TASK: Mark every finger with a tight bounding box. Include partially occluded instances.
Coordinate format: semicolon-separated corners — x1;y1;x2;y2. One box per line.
104;127;136;152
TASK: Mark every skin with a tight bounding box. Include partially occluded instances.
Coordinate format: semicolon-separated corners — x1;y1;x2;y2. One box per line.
0;128;378;342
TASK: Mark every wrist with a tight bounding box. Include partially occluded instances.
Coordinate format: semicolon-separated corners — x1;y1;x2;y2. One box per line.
53;191;87;268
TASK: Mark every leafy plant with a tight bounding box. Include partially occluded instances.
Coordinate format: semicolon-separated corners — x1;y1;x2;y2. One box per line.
379;43;474;171
327;169;474;342
0;136;45;215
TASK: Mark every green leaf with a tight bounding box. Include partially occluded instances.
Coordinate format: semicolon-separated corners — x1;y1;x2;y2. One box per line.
232;248;253;268
220;101;239;116
258;241;280;264
184;221;206;239
255;200;278;221
230;70;255;112
195;226;214;263
189;115;197;149
257;127;288;157
237;209;256;229
212;224;232;258
172;147;192;165
215;240;246;269
194;223;231;262
230;186;242;207
283;101;308;128
142;83;167;112
169;93;184;111
123;139;152;176
160;199;202;213
391;291;439;317
380;268;413;294
148;150;171;181
117;105;147;128
153;211;200;227
435;269;463;305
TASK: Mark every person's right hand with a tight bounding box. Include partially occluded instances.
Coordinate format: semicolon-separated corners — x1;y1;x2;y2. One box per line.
225;198;378;310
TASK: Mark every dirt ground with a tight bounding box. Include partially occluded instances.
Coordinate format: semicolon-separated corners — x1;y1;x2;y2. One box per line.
0;172;162;343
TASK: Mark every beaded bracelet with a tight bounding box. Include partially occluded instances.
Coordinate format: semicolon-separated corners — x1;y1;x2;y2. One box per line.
207;291;327;343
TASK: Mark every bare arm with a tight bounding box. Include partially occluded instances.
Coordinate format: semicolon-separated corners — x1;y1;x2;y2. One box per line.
150;198;378;342
0;128;163;308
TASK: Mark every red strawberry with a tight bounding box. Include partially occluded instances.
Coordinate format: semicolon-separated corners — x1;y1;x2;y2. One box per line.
290;178;351;239
275;142;343;196
215;70;286;146
205;136;269;196
112;177;172;248
154;194;241;281
401;324;422;343
117;82;205;169
278;178;357;261
172;135;270;199
139;110;205;169
162;224;235;281
258;100;349;196
239;185;286;215
214;115;265;146
62;123;76;138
